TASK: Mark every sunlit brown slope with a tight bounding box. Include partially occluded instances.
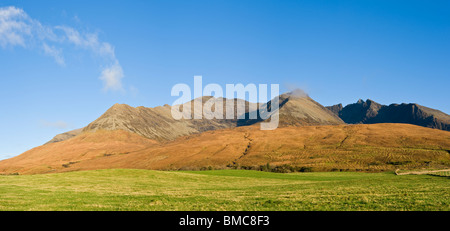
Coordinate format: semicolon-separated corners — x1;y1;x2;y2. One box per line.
1;123;449;175
0;130;157;174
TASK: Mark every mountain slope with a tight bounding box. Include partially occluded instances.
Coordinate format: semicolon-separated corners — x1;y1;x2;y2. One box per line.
45;128;84;144
1;123;449;175
276;92;345;126
326;103;343;116
0;130;158;174
48;90;343;143
83;97;258;141
327;99;450;131
238;90;345;127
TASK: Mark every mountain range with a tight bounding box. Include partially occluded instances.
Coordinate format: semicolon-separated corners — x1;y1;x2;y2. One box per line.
326;99;450;131
1;90;449;175
49;91;345;144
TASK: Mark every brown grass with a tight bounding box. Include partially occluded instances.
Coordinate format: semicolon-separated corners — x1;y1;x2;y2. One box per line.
0;123;449;174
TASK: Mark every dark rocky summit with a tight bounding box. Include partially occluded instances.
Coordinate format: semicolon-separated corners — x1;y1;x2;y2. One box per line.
327;99;450;131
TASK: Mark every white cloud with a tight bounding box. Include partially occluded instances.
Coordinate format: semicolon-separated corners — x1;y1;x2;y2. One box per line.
100;61;124;92
55;25;124;91
55;25;93;48
0;6;127;92
43;43;65;66
0;6;32;47
98;42;116;60
55;26;115;59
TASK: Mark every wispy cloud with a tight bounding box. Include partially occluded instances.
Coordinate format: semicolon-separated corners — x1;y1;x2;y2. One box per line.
0;6;126;92
100;61;124;92
42;42;65;66
0;6;32;47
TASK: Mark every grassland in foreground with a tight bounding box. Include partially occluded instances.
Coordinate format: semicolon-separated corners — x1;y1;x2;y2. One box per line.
0;169;449;211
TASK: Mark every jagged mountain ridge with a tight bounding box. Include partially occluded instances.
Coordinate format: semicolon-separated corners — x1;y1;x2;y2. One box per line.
48;91;344;143
83;97;257;141
327;99;450;131
238;91;344;127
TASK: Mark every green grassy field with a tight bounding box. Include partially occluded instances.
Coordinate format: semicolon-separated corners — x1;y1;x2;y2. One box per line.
0;169;449;211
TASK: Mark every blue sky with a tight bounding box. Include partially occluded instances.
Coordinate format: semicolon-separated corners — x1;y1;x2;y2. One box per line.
0;0;449;159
